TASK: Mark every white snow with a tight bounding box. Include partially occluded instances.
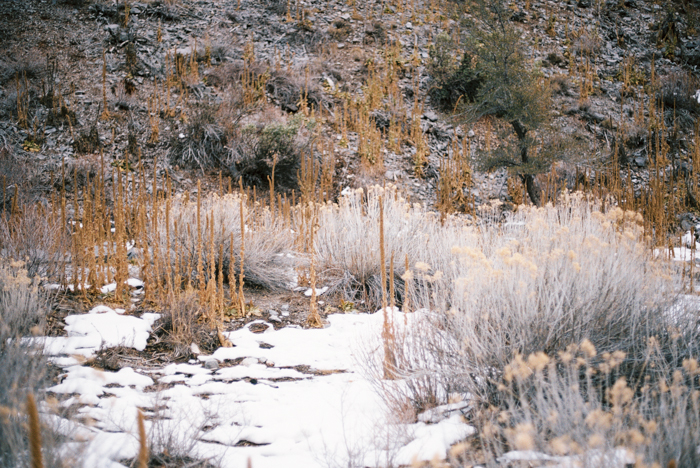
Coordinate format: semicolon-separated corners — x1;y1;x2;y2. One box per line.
42;305;159;357
38;298;475;468
304;286;329;296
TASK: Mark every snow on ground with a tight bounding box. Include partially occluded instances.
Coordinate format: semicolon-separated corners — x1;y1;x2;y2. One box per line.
42;304;160;357
41;293;474;468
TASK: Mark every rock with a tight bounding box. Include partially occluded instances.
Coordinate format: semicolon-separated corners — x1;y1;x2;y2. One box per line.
204;359;218;370
241;357;258;366
105;24;120;38
467;130;476;138
634;156;648;167
423;110;438;122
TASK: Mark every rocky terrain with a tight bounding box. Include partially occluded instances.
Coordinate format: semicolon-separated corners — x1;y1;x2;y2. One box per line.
0;0;697;211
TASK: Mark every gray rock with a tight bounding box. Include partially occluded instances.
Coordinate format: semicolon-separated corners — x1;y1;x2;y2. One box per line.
105;24;120;37
204;359;219;370
634;156;648;167
423;111;438;122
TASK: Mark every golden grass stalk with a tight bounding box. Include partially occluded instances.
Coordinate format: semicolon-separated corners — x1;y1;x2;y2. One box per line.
136;409;148;468
27;393;43;468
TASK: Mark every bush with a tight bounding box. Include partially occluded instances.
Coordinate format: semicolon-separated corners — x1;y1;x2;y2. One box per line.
454;343;700;467
169;102;227;171
151;193;298;291
384;194;699;419
154;289;219;361
661;71;698;111
0;203;68;280
427;34;482;111
0;261;65;468
313;185;461;310
227;117;314;192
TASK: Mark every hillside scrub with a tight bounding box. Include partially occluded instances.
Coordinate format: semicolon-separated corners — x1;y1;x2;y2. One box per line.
373;194;700;461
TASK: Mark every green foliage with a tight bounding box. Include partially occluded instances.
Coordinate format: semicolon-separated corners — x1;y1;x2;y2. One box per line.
453;0;554;204
228;116;314;192
427;33;483;111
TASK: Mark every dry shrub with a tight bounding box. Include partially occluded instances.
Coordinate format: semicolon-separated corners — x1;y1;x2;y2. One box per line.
572;30;601;56
169;101;227;171
313;185;461;310
661;70;700;112
227;114;314;192
328;19;352;41
0;203;68;280
154;289;219;360
0;260;67;468
265;70;327;113
153;193;298;291
386;194;699;423
261;0;287;15
456;344;700;467
0;52;45;87
0;140;30;211
208;62;327;114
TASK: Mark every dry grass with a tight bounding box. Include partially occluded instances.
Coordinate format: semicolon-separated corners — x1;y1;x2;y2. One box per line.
0;261;68;468
154;192;298;291
368;194;700;434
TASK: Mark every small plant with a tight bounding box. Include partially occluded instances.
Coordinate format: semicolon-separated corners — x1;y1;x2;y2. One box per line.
227;117;314;192
427;34;482;111
169;101;227;171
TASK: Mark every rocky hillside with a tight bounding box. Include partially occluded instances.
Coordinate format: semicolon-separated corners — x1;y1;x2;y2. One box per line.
0;0;698;219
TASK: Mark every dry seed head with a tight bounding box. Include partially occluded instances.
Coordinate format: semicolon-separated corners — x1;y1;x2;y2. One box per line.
511;423;536;451
588;433;605;448
585;408;613;429
610;377;634;408
550;435;571;455
626;428;646;446
414;261;431;272
527;351;550;372
682;358;699;375
580;338;597;358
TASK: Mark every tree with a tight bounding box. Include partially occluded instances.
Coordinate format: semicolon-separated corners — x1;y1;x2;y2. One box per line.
443;0;553;205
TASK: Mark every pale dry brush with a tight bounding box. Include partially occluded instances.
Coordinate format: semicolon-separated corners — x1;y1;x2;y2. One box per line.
312;185;464;311
0;203;68;280
0;261;67;468
411;194;692;400
153;193;298;291
455;343;700;468
373;193;700;442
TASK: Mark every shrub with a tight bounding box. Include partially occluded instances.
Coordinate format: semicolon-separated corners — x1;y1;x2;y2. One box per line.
154;289;219;360
313;185;461;310
0;261;65;468
660;71;700;128
454;344;700;467
427;34;482;111
0;203;68;280
385;194;699;419
227;117;313;192
151;193;298;291
169;102;227;171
